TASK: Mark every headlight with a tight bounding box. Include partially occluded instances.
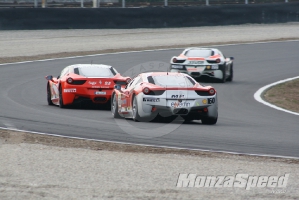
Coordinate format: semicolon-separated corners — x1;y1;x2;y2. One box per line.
171;65;183;69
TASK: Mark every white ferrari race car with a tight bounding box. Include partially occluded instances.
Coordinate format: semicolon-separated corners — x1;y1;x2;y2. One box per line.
170;47;234;83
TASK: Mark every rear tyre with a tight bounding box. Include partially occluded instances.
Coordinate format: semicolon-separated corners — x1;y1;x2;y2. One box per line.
47;84;54;106
227;65;233;82
111;93;121;119
132;96;141;122
221;69;226;83
201;117;217;125
59;87;67;108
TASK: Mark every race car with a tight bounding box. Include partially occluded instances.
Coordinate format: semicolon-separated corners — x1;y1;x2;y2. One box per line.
45;64;131;108
111;72;218;124
170;47;234;83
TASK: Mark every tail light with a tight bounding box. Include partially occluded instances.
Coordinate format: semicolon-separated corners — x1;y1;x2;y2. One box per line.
67;78;73;84
216;58;221;63
209;88;215;95
143;87;151;95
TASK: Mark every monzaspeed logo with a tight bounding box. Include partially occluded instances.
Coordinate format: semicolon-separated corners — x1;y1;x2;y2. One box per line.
176;173;289;191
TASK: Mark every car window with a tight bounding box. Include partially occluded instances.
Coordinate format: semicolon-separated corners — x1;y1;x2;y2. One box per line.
112;67;118;75
60;67;69;79
126;76;141;89
150;75;195;87
75;66;115;77
185;49;213;58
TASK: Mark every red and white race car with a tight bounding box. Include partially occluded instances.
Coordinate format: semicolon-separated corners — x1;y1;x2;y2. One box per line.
45;64;131;108
111;72;218;124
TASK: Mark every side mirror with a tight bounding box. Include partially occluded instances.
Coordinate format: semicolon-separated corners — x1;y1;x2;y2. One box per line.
230;57;234;60
114;84;121;91
126;78;132;85
45;75;53;81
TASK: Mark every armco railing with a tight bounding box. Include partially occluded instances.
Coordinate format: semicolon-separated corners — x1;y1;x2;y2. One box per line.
0;0;298;8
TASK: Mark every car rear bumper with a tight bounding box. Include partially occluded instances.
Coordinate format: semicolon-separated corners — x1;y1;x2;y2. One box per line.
170;69;223;80
136;94;218;119
61;85;116;105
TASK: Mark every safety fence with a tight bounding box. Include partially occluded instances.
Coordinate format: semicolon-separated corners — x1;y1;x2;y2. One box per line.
0;0;298;8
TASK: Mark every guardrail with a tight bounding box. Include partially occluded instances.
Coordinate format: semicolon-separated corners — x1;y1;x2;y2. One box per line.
0;0;297;8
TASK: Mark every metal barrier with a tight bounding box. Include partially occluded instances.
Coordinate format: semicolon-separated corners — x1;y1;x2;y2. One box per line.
0;0;297;8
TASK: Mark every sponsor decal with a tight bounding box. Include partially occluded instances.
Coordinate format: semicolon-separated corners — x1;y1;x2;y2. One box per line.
211;65;219;70
89;81;97;85
176;173;289;191
171;65;183;69
143;98;160;102
64;88;76;93
92;86;110;89
99;80;102;84
187;68;199;71
189;61;204;65
171;101;190;108
105;81;111;85
202;99;207;104
122;99;127;104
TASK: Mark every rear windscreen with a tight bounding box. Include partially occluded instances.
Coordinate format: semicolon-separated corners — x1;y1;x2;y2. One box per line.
75;67;115;77
185;49;213;58
149;75;195;87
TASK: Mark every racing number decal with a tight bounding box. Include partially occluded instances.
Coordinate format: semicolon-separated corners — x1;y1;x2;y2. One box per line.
171;94;185;98
208;98;215;104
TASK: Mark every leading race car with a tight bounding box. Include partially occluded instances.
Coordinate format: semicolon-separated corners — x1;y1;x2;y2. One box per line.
111;72;218;124
45;64;131;108
170;47;234;83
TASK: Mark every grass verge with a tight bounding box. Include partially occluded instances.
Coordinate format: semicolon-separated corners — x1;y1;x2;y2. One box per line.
264;78;299;113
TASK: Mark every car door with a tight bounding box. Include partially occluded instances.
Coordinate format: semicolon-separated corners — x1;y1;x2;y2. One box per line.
120;76;141;116
51;66;69;101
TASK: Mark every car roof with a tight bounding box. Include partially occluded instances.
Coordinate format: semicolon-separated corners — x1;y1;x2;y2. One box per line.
184;47;218;51
68;64;113;70
140;72;189;78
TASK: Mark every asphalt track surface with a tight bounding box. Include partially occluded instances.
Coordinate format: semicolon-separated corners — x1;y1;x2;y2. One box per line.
1;41;299;157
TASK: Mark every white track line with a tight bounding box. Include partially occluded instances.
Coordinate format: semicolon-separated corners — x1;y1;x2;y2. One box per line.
0;39;298;66
1;126;298;160
1;40;299;159
254;76;299;116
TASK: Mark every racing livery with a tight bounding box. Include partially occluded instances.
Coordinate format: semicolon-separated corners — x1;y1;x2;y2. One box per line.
170;47;234;82
45;64;131;108
111;72;218;124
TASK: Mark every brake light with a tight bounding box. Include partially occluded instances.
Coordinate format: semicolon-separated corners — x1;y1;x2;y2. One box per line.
143;87;151;95
216;58;221;63
209;88;215;95
67;78;73;84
